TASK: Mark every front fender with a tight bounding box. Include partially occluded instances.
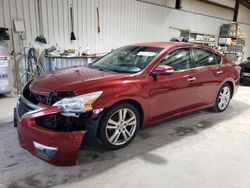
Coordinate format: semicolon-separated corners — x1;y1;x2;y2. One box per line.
92;83;148;126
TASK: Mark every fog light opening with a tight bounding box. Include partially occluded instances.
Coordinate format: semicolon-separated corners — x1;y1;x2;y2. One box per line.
33;141;58;158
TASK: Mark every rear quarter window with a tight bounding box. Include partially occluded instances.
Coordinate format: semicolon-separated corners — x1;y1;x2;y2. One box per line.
193;48;218;67
215;54;222;64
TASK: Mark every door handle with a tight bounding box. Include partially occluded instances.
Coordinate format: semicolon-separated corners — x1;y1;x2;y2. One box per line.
216;70;223;75
187;76;196;82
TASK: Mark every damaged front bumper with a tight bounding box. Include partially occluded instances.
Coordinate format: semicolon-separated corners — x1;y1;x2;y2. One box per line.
14;95;88;166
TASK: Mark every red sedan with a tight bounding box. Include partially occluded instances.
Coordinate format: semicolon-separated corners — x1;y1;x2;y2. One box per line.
14;42;240;165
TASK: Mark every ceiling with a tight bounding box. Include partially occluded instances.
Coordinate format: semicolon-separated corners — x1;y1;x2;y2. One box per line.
243;0;250;3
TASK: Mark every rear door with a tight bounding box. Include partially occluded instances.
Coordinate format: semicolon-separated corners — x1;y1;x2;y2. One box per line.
191;47;225;107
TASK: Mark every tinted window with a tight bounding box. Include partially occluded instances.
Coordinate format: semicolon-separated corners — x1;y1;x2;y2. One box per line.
193;48;217;67
159;48;192;71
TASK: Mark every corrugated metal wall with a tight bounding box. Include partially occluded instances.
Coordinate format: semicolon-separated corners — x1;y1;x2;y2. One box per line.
0;0;250;59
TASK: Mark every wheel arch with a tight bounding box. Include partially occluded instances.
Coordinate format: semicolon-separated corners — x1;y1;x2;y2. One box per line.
224;80;234;98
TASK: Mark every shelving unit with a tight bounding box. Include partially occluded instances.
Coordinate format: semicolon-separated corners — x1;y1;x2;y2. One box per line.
169;26;217;47
217;23;246;65
180;30;217;47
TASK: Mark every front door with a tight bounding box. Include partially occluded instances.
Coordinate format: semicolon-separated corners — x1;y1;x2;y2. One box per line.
145;47;197;121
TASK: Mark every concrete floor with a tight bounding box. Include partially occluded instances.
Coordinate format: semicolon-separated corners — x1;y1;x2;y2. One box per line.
0;86;250;188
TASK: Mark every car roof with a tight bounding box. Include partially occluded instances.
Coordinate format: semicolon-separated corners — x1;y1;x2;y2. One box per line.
130;42;210;50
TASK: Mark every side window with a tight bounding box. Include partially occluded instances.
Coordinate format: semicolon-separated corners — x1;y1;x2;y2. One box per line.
193;48;217;67
159;48;192;71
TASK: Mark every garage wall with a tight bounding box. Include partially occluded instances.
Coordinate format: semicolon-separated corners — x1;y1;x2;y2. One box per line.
0;0;250;60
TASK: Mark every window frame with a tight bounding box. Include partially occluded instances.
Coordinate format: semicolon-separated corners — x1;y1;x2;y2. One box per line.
148;46;223;77
148;47;194;76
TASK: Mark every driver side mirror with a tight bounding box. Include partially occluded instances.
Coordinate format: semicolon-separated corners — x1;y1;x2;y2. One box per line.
151;65;174;77
247;57;250;61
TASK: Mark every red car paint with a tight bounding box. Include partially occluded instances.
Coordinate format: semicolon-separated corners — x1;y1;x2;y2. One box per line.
16;105;86;166
16;42;240;165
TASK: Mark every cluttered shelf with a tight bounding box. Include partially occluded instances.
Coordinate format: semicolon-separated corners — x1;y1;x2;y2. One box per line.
44;46;106;72
44;53;104;72
44;54;103;59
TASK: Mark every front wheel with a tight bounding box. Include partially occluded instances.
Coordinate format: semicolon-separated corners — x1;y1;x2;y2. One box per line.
211;83;232;112
99;103;140;150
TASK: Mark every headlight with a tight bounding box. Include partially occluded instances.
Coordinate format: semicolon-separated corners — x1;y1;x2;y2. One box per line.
53;91;103;113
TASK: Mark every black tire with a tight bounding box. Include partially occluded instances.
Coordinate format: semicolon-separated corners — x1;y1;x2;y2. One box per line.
211;83;232;113
99;102;140;150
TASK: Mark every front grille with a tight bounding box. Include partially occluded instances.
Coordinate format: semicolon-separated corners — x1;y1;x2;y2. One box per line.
31;93;49;105
17;97;34;117
17;96;42;118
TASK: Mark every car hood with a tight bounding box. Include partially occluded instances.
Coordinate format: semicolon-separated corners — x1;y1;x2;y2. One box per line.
30;66;129;94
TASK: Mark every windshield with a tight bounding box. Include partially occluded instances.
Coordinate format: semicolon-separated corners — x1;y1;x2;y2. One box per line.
89;46;163;73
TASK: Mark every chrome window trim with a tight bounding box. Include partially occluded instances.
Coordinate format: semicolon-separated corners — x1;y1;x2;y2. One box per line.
17;95;44;119
147;46;192;77
15;107;21;121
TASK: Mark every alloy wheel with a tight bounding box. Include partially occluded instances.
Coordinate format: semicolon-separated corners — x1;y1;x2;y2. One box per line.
105;108;137;146
218;86;231;110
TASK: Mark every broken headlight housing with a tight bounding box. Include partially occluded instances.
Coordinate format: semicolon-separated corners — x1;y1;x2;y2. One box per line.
53;91;103;116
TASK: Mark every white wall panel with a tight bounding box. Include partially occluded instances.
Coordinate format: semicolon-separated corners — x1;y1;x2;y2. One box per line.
0;0;250;60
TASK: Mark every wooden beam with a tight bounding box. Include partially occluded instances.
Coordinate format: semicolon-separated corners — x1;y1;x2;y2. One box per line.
198;0;235;11
175;0;181;9
233;0;240;21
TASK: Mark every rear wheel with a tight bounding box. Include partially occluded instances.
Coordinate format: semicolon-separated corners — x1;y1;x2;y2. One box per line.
211;83;231;112
99;103;140;150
